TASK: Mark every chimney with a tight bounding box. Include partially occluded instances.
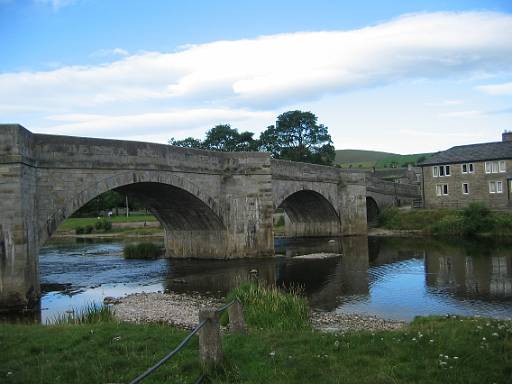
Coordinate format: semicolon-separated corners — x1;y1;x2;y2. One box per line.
503;131;512;142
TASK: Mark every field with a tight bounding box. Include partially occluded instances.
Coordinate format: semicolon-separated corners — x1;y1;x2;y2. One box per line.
335;149;433;169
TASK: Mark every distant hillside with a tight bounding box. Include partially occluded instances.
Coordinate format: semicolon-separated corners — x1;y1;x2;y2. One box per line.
335;149;396;163
335;149;433;169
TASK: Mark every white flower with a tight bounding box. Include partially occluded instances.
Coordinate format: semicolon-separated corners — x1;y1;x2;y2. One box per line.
269;351;275;357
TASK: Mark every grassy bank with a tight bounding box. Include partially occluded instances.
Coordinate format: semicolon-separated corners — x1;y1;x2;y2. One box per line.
2;284;512;383
57;214;157;232
1;315;511;383
378;204;512;238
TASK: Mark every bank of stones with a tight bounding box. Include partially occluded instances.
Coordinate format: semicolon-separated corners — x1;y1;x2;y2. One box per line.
111;292;406;333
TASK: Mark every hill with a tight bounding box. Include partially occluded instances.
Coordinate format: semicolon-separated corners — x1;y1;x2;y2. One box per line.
335;149;433;169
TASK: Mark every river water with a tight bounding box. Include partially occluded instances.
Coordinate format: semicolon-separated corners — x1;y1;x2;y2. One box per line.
17;236;512;323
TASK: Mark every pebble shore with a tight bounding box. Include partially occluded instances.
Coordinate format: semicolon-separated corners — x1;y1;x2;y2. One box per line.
111;292;406;333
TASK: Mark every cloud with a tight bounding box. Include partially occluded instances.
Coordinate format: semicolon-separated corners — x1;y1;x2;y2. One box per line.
40;108;275;141
477;81;512;95
438;110;484;118
2;11;512;139
90;48;130;59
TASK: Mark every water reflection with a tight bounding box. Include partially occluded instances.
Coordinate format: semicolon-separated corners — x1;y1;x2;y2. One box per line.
5;235;512;323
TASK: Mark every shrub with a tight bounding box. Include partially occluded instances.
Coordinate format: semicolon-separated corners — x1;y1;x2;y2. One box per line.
225;283;310;331
275;215;285;227
430;215;465;236
461;203;493;236
84;225;94;234
75;226;85;235
377;207;399;227
123;242;162;259
95;218;113;232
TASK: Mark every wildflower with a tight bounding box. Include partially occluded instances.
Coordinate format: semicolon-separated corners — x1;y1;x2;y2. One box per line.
112;336;121;342
429;339;434;343
453;356;459;360
269;351;275;357
482;337;486;341
492;333;499;337
412;338;417;341
334;340;340;348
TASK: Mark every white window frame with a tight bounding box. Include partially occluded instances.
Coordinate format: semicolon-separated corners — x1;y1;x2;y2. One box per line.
489;181;503;194
433;166;439;177
499;160;506;173
436;184;449;196
462;183;469;195
486;161;505;174
461;163;474;174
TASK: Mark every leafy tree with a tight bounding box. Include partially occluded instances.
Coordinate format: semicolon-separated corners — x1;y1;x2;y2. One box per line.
203;124;258;152
168;137;204;149
259;110;335;165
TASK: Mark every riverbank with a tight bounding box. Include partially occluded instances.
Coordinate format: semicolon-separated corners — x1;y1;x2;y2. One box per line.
111;292;406;333
1;314;510;383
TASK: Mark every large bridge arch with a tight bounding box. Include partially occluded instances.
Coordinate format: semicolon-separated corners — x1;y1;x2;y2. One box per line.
274;188;341;237
41;171;224;249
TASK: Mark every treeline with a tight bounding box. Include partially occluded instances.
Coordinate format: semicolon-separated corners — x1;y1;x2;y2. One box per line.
169;110;336;166
72;191;146;217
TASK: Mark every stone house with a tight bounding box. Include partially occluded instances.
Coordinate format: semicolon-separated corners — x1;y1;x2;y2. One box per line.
419;132;512;210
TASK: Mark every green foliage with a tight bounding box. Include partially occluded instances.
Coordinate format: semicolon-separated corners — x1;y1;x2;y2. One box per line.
75;226;85;235
260;110;335;165
169;136;203;148
275;215;285;227
2;316;511;383
50;303;114;325
430;215;466;236
123;242;162;259
375;153;433;168
84;225;94;234
94;218;112;232
226;283;310;331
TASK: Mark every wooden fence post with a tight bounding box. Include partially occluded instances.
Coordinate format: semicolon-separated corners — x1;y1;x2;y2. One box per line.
198;309;223;367
228;300;246;334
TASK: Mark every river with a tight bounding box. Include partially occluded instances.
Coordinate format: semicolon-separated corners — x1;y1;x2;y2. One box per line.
10;236;512;323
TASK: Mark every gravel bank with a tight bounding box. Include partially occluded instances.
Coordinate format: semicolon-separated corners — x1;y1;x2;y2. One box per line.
112;292;407;333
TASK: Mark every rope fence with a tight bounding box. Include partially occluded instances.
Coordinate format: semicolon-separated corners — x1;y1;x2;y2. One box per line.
128;298;246;384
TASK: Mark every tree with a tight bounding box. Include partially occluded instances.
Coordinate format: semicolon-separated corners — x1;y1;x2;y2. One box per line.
203;124;258;152
259;110;335;165
168;137;204;149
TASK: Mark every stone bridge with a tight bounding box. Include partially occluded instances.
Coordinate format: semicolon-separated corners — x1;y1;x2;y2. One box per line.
0;125;419;311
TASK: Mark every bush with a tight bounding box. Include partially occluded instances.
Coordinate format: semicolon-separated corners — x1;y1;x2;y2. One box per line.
377;207;400;227
84;225;94;234
275;215;285;227
461;203;493;236
225;283;310;331
75;226;85;235
430;215;465;236
95;218;112;232
123;242;162;259
51;303;114;325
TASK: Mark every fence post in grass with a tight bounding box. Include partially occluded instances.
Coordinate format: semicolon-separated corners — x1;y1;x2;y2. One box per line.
228;299;246;335
199;308;223;367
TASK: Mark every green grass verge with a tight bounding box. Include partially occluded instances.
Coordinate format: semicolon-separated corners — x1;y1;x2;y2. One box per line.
1;316;511;383
378;205;512;238
57;215;157;231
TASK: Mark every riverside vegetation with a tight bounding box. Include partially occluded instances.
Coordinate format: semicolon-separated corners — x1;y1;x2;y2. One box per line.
1;284;511;383
378;203;512;238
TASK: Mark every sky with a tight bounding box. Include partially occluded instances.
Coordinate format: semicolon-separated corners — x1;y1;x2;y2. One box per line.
1;0;511;153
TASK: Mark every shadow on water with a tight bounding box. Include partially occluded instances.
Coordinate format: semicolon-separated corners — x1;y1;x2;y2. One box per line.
2;235;512;323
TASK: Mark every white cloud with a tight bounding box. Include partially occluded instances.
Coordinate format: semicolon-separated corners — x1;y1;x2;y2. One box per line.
90;48;130;59
2;11;512;141
477;81;512;95
438;110;484;118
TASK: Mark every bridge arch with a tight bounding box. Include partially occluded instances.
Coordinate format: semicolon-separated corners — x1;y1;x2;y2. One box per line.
366;196;380;226
276;189;341;237
40;171;226;257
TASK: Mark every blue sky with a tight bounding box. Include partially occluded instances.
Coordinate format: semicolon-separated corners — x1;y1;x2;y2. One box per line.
1;0;511;153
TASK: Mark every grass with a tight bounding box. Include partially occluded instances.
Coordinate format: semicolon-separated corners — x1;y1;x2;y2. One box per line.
57;214;157;232
334;149;433;169
123;242;163;259
377;205;512;238
225;283;310;331
1;315;511;383
50;303;115;325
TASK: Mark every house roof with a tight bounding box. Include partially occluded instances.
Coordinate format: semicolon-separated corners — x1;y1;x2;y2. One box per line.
419;140;512;166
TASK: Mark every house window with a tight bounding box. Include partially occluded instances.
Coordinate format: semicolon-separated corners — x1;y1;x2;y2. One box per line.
436;184;449;196
462;183;469;194
461;163;474;174
433;165;450;177
486;161;506;174
489;181;503;194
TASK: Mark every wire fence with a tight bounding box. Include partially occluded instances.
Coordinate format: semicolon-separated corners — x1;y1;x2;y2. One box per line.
128;299;243;384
